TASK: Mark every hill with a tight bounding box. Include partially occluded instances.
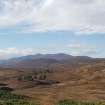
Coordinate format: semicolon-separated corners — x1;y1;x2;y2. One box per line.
0;53;104;69
0;54;105;104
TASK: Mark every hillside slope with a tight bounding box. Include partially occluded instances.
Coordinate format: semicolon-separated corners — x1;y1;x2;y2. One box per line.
0;53;105;69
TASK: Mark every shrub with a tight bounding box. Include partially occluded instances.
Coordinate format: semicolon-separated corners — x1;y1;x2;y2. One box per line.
0;87;37;105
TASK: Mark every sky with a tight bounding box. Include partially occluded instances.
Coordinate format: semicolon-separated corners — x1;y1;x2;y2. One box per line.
0;0;105;59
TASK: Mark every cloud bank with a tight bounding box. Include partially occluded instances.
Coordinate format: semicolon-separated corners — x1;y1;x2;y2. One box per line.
0;48;34;59
0;0;105;34
67;43;97;56
0;43;98;59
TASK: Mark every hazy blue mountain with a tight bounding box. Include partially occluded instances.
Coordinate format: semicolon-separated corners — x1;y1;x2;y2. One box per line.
0;53;104;69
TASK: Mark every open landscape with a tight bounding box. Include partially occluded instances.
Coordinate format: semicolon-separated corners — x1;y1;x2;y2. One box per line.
0;54;105;105
0;0;105;105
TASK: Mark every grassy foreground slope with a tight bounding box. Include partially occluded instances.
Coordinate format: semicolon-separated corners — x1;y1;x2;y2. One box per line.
0;61;105;105
56;100;105;105
0;89;38;105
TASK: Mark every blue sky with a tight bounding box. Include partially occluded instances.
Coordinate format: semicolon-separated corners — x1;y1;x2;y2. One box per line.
0;0;105;59
0;31;105;59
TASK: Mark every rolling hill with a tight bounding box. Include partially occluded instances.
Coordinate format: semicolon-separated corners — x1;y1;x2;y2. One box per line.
0;53;104;69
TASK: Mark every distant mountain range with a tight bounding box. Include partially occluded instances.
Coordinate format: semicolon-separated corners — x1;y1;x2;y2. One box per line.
0;53;105;69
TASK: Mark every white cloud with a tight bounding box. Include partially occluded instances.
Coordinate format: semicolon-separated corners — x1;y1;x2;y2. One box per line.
67;43;97;56
0;48;34;59
0;44;99;59
0;0;105;34
0;47;67;59
67;43;85;49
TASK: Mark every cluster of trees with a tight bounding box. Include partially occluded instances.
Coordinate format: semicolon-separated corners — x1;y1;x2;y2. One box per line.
18;73;47;81
18;69;51;81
